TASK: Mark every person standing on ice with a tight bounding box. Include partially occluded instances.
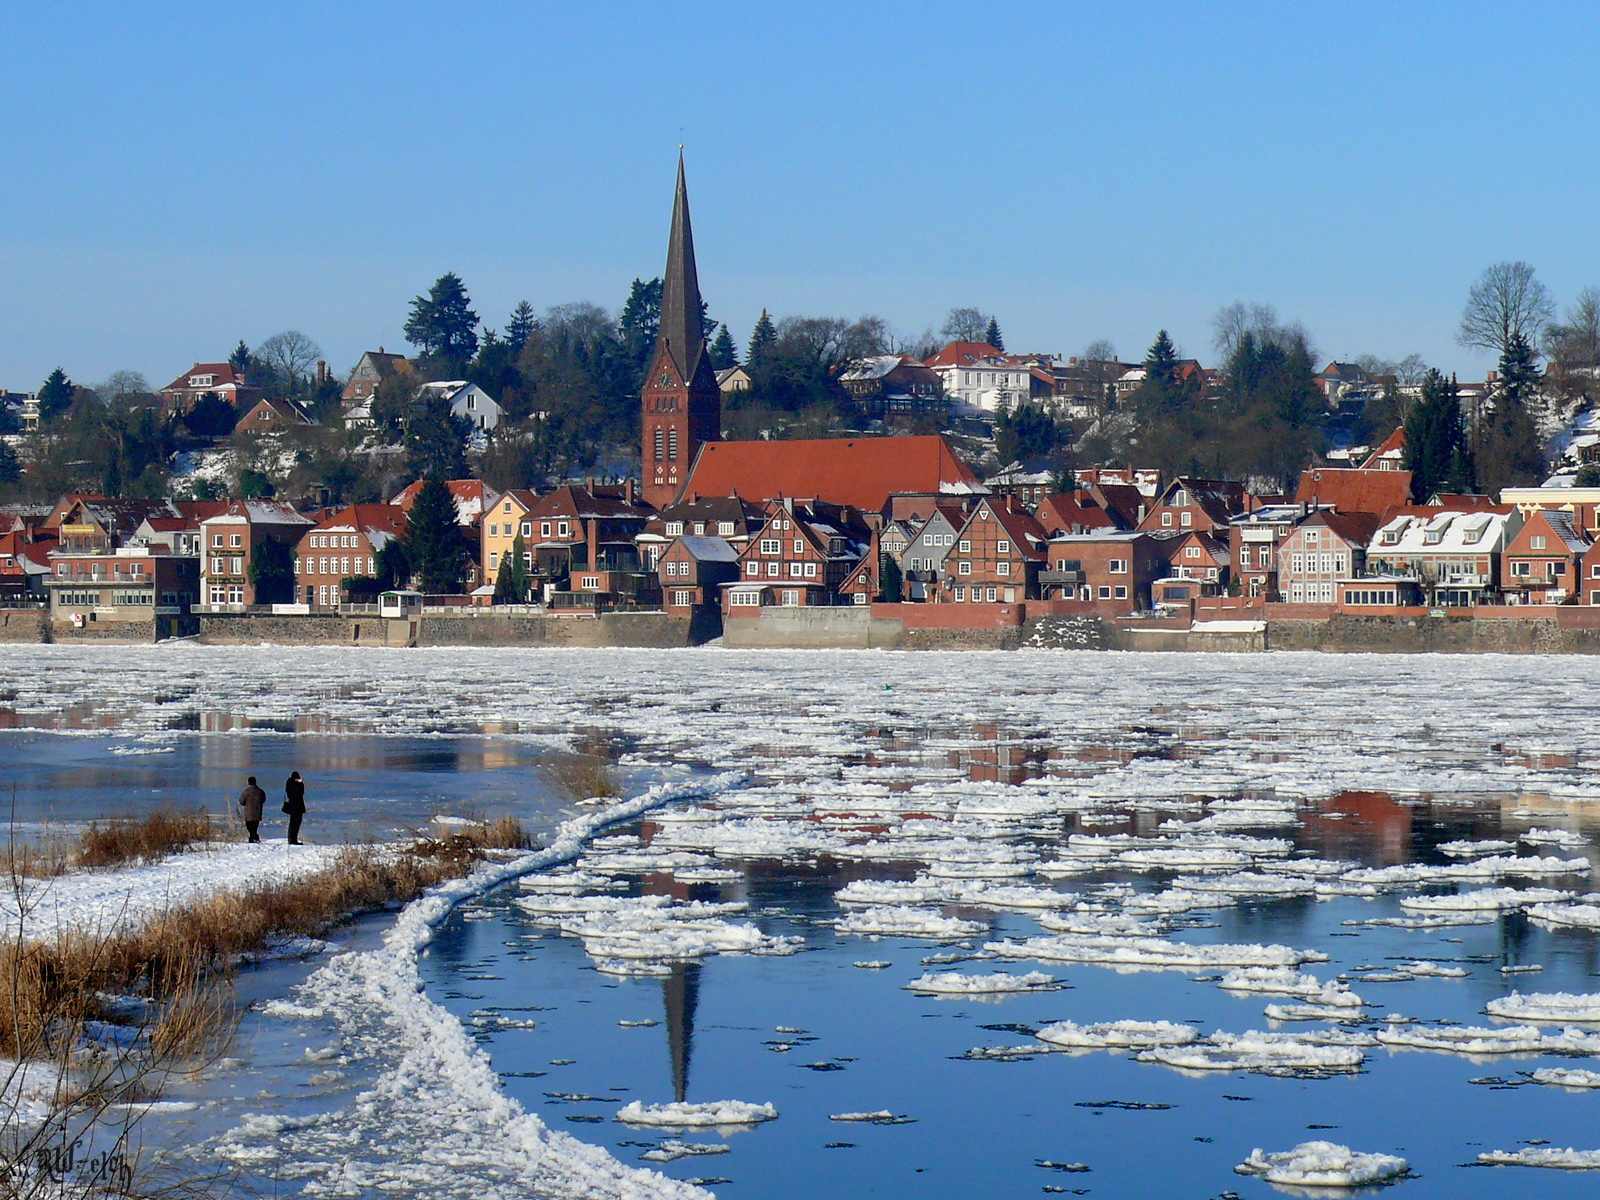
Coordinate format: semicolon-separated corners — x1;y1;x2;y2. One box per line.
283;771;306;845
238;776;267;843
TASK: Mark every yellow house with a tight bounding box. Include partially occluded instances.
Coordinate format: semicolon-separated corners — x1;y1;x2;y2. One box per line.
481;489;540;595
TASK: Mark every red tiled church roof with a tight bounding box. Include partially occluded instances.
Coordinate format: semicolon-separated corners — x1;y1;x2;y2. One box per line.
680;435;979;513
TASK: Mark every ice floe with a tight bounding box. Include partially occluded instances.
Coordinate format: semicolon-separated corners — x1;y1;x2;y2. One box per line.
1235;1141;1408;1187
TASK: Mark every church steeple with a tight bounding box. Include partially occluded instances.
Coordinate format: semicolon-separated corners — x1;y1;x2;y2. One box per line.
659;150;706;380
641;151;722;509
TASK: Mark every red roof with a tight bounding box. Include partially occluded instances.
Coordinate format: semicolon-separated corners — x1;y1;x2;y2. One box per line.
310;503;410;542
924;341;1002;368
1294;468;1413;515
1310;509;1382;547
1359;427;1406;469
681;435;979;513
160;362;248;392
1035;493;1117;536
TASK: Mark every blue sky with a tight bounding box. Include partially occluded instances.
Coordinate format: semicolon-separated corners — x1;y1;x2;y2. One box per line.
2;1;1595;390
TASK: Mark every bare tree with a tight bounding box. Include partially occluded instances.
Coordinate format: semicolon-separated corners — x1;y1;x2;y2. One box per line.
1081;338;1118;364
1544;286;1600;369
1211;301;1279;360
940;307;993;343
254;331;324;394
96;370;149;401
1458;261;1554;357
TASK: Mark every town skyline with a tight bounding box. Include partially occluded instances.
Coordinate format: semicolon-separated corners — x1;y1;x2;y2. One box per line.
7;3;1600;387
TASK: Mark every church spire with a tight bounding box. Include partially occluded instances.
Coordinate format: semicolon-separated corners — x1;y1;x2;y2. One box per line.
659;149;706;379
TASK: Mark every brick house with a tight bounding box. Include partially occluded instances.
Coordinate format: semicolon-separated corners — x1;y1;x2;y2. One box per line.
528;482;655;610
1035;491;1121;536
160;362;260;418
1228;503;1309;599
940;497;1049;604
1359;427;1407;471
635;495;766;572
878;519;918;562
47;496;176;553
983;461;1056;510
1041;531;1169;611
0;530;53;600
1277;510;1380;603
197;501;314;610
1579;541;1600;605
45;548;198;628
1136;477;1245;534
236;396;315;435
293;504;410;609
658;535;740;615
1160;529;1230;591
838;355;944;418
725;499;871;613
1499;508;1589;604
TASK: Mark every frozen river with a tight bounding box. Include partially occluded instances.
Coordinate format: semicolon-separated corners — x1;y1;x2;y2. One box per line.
4;644;1600;1197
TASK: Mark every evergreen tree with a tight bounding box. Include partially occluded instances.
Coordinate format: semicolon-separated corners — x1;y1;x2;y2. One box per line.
0;440;19;488
229;340;253;374
995;402;1064;465
403;476;468;594
248;537;295;604
493;532;531;603
403;391;470;480
403;272;480;367
1144;330;1178;389
377;539;411;590
746;309;778;370
984;316;1005;351
618;277;664;393
1404;369;1474;500
880;554;903;603
505;301;539;354
1477;332;1546;495
37;367;74;424
710;324;738;370
183;392;238;438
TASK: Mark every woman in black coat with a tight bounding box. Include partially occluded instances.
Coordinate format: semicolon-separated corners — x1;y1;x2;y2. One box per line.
283;771;307;845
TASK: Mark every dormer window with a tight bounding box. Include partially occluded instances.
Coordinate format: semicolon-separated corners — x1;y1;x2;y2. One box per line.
1531;534;1547;550
189;374;214;388
666;521;683;536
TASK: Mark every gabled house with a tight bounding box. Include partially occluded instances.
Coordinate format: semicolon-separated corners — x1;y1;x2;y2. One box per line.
983;460;1056;509
341;349;413;404
838;355;944;417
48;496;177;553
1277;510;1380;604
530;482;655;609
1499;508;1589;605
1160;529;1230;591
292;504;410;609
941;496;1049;604
1137;477;1246;534
1227;504;1311;599
480;489;540;593
878;518;918;562
658;535;740;615
1359;427;1407;471
725;499;871;612
0;530;53;600
715;365;752;398
160;362;260;417
197;501;314;610
636;495;766;571
416;380;503;434
898;504;964;601
1035;491;1120;537
236;396;315;435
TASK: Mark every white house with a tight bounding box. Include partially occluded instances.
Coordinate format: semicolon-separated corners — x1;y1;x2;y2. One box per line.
930;359;1033;413
418;381;503;433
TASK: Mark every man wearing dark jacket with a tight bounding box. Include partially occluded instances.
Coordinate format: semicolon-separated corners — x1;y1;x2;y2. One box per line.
283;771;307;845
238;776;266;843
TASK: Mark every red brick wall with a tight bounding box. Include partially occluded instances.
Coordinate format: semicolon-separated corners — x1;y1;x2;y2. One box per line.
872;602;1024;629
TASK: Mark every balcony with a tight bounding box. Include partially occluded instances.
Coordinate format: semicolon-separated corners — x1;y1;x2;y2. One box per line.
1038;568;1085;585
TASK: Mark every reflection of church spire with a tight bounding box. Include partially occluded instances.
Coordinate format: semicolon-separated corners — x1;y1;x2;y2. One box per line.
663;961;700;1103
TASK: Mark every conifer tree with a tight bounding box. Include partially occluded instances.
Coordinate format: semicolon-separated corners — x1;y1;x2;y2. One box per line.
710;324;738;369
984;316;1005;351
36;367;74;423
1476;332;1546;495
746;309;778;370
404;272;480;367
404;476;468;594
505;301;539;354
229;340;253;374
493;532;531;602
1405;369;1474;500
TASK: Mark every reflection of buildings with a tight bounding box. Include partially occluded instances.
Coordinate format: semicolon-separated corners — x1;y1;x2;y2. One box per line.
1302;791;1413;865
663;962;700;1103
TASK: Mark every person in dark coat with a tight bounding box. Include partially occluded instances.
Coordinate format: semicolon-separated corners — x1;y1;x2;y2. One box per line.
283;771;306;845
238;776;266;843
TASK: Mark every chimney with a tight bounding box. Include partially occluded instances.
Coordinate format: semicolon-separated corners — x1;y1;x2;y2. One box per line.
378;346;385;354
586;512;599;577
584;476;596;493
316;360;328;385
624;478;636;504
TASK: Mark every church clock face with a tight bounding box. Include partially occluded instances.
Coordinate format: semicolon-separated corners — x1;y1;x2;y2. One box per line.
658;372;673;388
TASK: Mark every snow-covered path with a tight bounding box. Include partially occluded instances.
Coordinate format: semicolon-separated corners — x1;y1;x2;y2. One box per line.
4;843;353;941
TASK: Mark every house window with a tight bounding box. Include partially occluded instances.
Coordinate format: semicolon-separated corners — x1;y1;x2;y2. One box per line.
958;561;972;576
793;539;804;554
718;521;734;536
1098;585;1111;599
789;562;803;577
1109;558;1127;574
1161;513;1173;527
1180;512;1192;528
766;562;778;577
489;553;500;571
1114;585;1127;599
953;585;965;601
852;592;867;605
674;590;693;606
760;539;780;554
1185;546;1200;558
1531;535;1547;550
997;539;1010;554
667;522;684;536
581;575;600;590
521;522;531;537
1304;529;1319;544
693;523;705;535
1512;561;1530;576
958;539;971;552
781;589;799;607
557;521;569;537
986;586;997;601
541;521;552;537
997;560;1010;575
746;561;758;576
804;562;817;577
230;534;242;548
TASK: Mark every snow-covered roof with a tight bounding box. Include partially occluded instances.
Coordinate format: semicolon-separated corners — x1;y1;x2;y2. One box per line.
1368;510;1514;555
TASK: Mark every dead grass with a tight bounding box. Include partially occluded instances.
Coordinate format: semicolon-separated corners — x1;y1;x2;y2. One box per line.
77;809;215;870
0;818;534;1062
546;754;620;802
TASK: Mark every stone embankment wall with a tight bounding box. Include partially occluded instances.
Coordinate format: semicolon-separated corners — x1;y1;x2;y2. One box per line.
0;610;48;644
1270;613;1600;655
195;610;713;649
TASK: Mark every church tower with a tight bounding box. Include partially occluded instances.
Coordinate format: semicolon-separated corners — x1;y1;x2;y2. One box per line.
641;152;721;508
